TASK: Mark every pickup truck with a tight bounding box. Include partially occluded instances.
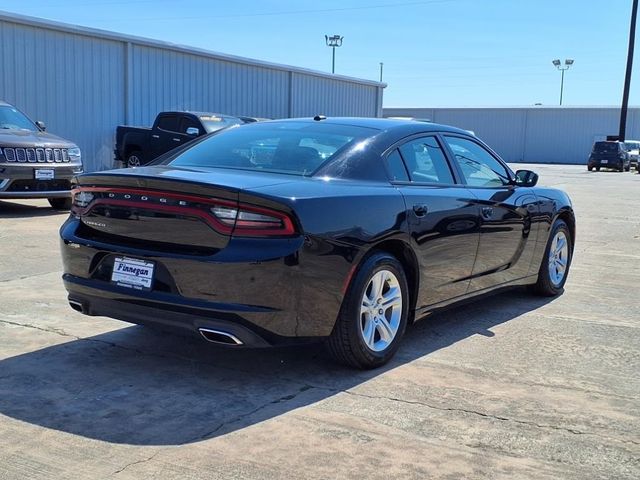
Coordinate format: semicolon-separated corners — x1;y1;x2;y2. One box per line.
0;100;82;209
114;111;244;167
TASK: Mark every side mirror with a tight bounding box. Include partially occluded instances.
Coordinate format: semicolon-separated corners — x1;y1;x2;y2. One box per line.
186;127;199;136
514;169;538;187
35;120;46;131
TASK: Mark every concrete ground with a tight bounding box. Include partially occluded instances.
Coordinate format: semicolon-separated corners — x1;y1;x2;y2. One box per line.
0;164;638;479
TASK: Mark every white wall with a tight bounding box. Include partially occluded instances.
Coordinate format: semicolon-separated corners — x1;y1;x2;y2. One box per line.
383;107;640;164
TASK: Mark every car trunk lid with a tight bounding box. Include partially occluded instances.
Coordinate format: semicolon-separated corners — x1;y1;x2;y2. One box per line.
72;166;295;255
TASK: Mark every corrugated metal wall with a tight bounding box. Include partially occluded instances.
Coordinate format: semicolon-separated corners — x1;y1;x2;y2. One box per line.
0;12;384;172
383;107;640;164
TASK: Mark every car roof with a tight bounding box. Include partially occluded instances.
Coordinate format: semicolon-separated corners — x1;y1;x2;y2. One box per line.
271;117;473;136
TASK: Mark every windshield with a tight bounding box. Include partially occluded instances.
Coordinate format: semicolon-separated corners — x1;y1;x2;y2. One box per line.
170;122;374;175
593;142;619;153
0;106;37;131
199;115;244;133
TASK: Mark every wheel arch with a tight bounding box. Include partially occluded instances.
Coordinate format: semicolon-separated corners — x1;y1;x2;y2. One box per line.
357;238;420;322
555;208;576;249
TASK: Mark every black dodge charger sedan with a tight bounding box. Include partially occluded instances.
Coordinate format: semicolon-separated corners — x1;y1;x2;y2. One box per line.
60;117;575;369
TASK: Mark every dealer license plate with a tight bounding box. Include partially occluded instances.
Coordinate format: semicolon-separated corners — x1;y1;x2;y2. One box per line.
111;257;155;290
35;169;55;180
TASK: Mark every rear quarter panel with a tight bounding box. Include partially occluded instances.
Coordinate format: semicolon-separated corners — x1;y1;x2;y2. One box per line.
250;179;409;336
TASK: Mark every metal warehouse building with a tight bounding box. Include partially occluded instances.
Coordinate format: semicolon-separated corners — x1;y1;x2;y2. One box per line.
0;11;385;172
384;107;640;164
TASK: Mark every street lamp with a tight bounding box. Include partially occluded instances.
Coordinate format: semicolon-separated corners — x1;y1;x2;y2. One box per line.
552;58;574;105
325;35;343;74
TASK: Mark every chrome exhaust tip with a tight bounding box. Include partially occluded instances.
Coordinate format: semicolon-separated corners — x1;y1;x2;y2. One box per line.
198;328;244;346
69;300;85;314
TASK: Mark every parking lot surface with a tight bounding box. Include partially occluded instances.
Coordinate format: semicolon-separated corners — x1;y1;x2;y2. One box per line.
0;164;638;479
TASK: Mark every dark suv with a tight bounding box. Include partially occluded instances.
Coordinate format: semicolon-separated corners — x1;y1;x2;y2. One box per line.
588;141;631;172
0;101;82;209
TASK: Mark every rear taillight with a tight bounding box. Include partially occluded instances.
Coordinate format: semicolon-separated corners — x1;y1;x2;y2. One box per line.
71;187;295;237
211;204;295;236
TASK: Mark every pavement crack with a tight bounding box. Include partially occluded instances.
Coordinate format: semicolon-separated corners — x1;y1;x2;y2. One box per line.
194;385;315;441
0;318;75;339
113;451;160;475
0;271;58;283
340;390;640;446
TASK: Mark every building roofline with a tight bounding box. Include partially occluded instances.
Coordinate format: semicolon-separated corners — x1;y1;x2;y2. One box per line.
0;10;386;89
384;105;639;110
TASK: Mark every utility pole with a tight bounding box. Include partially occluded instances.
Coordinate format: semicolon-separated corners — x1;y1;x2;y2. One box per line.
619;0;638;141
379;62;384;82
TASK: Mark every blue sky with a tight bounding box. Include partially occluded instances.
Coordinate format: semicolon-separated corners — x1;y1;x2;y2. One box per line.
1;0;638;107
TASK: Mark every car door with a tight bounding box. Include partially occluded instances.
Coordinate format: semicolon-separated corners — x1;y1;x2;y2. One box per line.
442;134;539;292
386;135;481;310
151;114;182;159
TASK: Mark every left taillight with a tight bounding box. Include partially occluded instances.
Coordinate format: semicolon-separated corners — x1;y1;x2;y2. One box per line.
211;204;295;237
71;189;95;214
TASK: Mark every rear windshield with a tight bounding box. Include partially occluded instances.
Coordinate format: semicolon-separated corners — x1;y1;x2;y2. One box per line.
170;122;375;175
0;106;37;132
199;115;243;133
593;142;620;153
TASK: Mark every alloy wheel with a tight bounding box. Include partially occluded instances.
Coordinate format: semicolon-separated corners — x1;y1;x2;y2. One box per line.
127;155;141;167
359;269;403;352
548;230;569;286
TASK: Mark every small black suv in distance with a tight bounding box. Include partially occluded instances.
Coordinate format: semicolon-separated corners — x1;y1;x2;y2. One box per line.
587;141;631;172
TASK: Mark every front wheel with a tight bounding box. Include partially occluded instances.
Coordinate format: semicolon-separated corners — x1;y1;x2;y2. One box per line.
48;197;72;210
327;252;409;369
531;219;572;296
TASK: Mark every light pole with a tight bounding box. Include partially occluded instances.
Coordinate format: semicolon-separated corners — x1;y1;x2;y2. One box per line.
325;35;343;74
552;59;574;105
379;62;384;82
619;0;638;141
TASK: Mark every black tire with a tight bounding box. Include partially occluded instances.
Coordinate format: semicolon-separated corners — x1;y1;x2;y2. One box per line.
625;164;631;172
48;197;72;210
326;252;409;369
587;166;593;171
531;219;572;297
596;167;601;171
126;150;143;168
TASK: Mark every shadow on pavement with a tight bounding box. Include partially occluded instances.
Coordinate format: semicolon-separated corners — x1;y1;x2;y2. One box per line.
0;289;554;446
0;200;67;218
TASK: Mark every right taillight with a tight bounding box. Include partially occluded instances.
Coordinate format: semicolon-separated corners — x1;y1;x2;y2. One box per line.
210;203;295;237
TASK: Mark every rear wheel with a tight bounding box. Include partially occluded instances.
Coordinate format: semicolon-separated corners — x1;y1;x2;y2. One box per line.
587;166;593;171
531;219;572;296
126;150;143;168
327;252;409;369
48;197;72;210
596;166;601;171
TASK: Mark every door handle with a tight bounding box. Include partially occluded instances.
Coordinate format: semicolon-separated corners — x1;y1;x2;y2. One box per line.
151;134;160;139
412;204;429;217
481;207;494;219
172;138;181;142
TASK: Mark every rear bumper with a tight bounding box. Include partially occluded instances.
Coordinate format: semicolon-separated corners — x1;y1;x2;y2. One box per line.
64;275;293;347
588;159;624;168
60;217;349;344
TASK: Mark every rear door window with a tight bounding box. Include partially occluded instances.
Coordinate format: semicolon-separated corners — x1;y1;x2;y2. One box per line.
397;136;455;184
156;115;179;133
